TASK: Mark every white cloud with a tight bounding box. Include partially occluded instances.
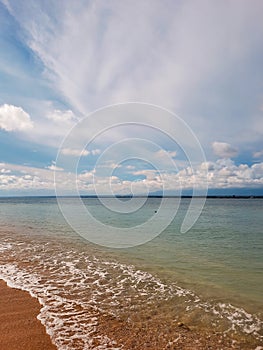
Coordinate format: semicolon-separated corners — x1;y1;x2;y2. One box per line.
0;168;11;174
60;147;100;157
133;169;162;181
91;149;101;156
96;161;122;170
0;164;53;191
79;159;263;194
47;109;78;125
126;165;135;170
61;148;90;157
212;142;238;158
155;149;177;159
1;158;263;194
253;150;263;159
78;170;95;183
0;104;33;132
0;163;72;192
0;172;55;191
17;103;82;149
46;162;64;171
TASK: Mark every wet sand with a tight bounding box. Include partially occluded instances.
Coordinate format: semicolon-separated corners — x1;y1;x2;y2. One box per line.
0;280;57;350
0;278;259;350
96;311;253;350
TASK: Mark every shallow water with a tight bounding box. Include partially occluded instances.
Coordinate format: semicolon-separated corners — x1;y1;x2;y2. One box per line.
0;197;262;349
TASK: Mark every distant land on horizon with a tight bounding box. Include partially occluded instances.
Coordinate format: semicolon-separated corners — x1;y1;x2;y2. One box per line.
0;193;263;199
0;187;263;198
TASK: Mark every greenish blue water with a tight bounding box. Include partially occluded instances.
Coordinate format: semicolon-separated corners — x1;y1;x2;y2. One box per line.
127;199;263;307
0;197;262;348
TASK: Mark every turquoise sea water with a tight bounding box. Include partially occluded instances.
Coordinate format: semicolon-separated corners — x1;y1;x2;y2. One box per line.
0;197;262;349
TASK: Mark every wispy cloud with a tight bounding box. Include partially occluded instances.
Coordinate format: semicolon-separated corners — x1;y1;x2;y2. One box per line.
60;148;101;157
46;109;78;125
3;0;263;148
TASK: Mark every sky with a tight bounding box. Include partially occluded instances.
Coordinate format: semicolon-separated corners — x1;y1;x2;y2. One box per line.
0;0;263;196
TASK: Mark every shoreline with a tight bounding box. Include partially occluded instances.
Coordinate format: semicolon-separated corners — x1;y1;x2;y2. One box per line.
0;280;259;350
0;279;57;350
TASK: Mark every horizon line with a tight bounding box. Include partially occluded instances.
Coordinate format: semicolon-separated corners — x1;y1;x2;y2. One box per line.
0;195;263;199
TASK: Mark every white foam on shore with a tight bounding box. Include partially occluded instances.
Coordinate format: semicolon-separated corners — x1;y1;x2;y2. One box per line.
0;263;121;350
0;237;262;348
0;242;12;252
0;239;176;349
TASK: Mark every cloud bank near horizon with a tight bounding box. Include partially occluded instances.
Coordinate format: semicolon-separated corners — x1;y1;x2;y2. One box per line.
1;157;263;196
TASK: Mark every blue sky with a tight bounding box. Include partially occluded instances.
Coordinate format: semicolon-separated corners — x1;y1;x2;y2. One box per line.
0;0;263;195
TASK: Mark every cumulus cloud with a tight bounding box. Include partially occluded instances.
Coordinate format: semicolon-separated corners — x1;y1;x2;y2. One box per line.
78;159;263;195
0;172;57;192
0;104;33;132
78;170;95;183
0;168;11;174
133;169;162;181
212;142;238;158
203;160;263;189
0;164;54;191
1;158;263;194
0;163;74;193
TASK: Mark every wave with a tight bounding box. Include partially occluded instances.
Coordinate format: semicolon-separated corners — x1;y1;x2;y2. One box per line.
0;240;262;349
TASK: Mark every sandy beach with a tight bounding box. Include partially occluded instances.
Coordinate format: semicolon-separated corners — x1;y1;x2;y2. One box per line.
0;280;56;350
0;279;253;350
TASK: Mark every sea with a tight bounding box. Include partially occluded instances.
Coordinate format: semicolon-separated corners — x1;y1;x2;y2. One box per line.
0;197;262;349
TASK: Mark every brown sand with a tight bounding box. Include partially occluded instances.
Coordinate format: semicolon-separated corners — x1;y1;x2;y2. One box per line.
0;280;57;350
0;279;259;350
96;308;258;350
